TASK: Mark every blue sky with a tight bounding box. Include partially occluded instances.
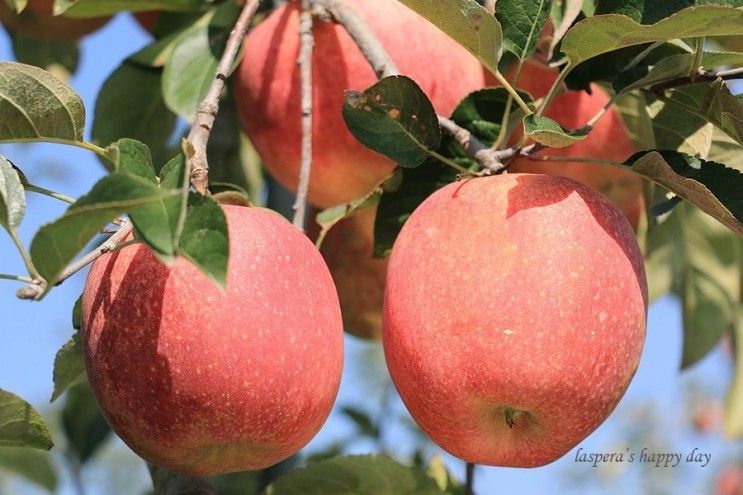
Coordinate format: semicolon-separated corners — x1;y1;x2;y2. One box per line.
0;11;740;495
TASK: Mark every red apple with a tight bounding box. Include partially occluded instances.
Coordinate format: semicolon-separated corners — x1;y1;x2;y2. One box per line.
716;465;743;495
81;205;344;476
234;0;487;208
509;61;645;229
0;0;110;40
320;206;387;339
383;174;648;467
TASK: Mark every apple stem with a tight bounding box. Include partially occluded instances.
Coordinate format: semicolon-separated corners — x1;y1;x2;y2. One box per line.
504;407;523;428
465;462;476;495
292;1;315;231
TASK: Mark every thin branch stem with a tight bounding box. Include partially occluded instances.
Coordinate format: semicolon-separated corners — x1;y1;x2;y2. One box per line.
535;63;570;118
584;92;620;129
315;0;506;174
488;70;533;115
690;37;705;81
186;0;262;195
16;220;133;300
8;228;41;282
2;138;108;158
0;273;34;283
24;183;76;204
292;1;315;231
438;117;503;173
649;66;743;92
465;462;476;495
526;154;625;168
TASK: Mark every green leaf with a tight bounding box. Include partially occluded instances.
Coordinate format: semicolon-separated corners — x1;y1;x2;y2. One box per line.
495;0;552;60
684;80;743;147
265;455;444;495
626;150;743;235
178;193;228;289
57;0;206;16
614;51;743;94
636;90;714;156
29;174;178;294
0;447;57;492
0;61;85;143
644;203;740;367
104;138;157;182
92;62;178;169
397;0;502;74
62;382;110;463
50;331;85;402
315;181;383;249
162;2;239;120
11;34;79;81
340;406;379;439
561;6;743;68
0;155;26;230
595;0;743;24
343;76;441;168
374;161;458;258
523;114;589;148
450;87;532;145
0;389;53;450
72;294;82;329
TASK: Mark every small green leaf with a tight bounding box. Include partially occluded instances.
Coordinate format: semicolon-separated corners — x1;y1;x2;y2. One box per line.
29;174;178;294
0;389;53;450
315;180;384;249
72;294;82;329
561;6;743;68
374;161;458;258
450;87;532;145
0;155;26;230
0;447;57;492
340;406;379;439
105;138;157;182
523;114;589;148
626;150;743;235
162;2;239;120
343;76;441;168
51;331;85;402
92;62;178;169
397;0;502;74
62;382;110;463
11;34;79;80
178;193;229;289
265;455;444;495
495;0;551;60
0;61;85;143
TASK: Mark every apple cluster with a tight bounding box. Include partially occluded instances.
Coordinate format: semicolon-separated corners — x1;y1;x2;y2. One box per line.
6;0;649;477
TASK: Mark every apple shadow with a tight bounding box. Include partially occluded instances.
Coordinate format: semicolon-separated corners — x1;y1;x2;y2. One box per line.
84;247;194;443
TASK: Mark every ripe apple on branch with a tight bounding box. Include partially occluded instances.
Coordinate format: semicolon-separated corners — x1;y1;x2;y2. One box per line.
0;0;742;494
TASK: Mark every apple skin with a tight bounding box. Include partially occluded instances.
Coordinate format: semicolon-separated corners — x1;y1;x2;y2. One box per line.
234;0;487;208
716;466;743;495
81;205;344;476
0;0;110;40
320;206;387;339
509;61;645;229
383;174;647;467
